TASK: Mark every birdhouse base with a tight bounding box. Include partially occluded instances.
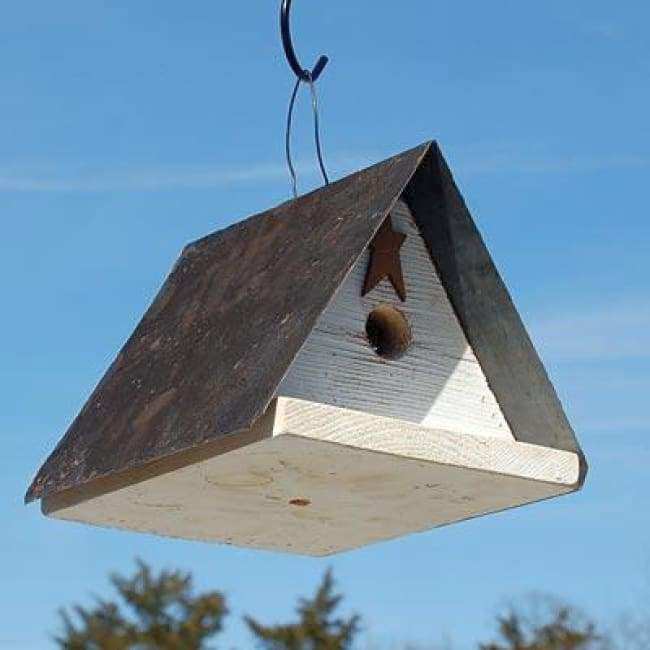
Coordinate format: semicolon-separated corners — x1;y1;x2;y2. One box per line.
42;398;583;556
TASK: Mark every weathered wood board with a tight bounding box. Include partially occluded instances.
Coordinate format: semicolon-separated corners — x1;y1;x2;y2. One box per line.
43;398;582;556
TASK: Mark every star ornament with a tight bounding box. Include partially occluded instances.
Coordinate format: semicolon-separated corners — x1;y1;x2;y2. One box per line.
362;216;407;302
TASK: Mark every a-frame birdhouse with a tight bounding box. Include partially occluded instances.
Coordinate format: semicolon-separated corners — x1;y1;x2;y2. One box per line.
26;142;587;556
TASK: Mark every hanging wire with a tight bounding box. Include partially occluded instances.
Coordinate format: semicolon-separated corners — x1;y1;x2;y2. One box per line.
285;72;330;199
285;78;301;198
280;0;330;198
307;72;330;188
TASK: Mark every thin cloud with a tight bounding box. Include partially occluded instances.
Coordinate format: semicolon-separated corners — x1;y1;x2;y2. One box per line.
583;22;624;40
0;155;373;193
530;297;650;362
455;151;650;176
0;163;286;192
1;148;648;192
580;417;649;433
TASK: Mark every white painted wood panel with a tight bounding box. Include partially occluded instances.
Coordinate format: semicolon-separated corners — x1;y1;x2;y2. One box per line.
278;199;514;440
276;398;579;485
45;398;579;556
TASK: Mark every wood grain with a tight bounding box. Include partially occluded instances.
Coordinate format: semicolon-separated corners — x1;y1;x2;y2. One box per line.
279;199;513;440
44;398;580;556
276;398;580;485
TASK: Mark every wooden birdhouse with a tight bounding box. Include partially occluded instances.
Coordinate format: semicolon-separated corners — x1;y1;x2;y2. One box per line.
26;142;587;555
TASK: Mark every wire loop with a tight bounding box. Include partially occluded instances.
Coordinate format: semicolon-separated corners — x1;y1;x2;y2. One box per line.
281;0;330;197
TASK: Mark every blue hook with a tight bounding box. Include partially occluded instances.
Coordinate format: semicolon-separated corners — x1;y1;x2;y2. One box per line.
280;0;329;82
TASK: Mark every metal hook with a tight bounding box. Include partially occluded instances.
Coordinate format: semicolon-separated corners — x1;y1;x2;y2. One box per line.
280;0;329;83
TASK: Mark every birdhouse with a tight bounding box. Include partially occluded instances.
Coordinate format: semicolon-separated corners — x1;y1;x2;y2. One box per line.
26;142;587;556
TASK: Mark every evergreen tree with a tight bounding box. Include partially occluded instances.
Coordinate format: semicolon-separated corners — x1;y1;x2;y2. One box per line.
480;599;606;650
55;560;227;650
245;570;361;650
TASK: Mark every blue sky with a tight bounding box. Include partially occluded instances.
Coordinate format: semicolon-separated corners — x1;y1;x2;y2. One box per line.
1;1;649;647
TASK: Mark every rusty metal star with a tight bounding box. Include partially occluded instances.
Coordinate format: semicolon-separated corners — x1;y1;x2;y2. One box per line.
362;216;407;302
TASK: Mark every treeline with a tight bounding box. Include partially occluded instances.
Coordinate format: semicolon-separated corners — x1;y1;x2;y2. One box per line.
55;560;646;649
